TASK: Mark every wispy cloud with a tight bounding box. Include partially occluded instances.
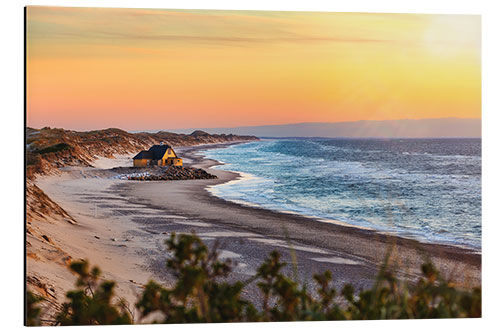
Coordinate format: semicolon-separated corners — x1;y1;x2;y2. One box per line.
27;6;391;49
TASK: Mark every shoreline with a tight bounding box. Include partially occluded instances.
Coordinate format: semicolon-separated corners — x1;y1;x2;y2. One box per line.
191;143;481;252
196;142;482;255
123;142;481;286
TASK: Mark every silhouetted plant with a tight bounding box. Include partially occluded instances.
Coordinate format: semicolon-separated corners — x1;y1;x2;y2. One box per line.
26;291;44;326
28;232;480;326
136;233;255;323
54;260;132;325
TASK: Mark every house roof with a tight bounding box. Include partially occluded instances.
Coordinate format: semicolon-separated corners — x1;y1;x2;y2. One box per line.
133;144;175;160
133;151;153;159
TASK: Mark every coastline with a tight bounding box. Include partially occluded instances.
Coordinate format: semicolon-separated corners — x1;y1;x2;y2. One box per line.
125;143;481;286
199;141;482;252
29;141;481;318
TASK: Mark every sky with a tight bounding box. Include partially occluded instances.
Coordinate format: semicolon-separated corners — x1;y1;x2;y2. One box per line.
26;6;481;131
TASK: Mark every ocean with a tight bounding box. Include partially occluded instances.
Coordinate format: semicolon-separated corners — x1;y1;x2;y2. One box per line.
201;138;481;249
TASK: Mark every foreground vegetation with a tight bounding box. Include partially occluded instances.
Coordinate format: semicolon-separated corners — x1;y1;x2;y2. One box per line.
27;233;481;325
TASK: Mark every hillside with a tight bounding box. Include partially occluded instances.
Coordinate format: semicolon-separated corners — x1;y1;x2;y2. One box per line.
26;127;257;179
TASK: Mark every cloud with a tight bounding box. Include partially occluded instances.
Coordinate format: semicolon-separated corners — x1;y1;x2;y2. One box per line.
27;6;389;48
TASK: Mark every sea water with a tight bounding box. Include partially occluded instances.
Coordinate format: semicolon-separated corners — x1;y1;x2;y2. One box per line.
201;139;481;249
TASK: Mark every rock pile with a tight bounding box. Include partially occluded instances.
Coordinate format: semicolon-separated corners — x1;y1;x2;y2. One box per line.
127;166;217;181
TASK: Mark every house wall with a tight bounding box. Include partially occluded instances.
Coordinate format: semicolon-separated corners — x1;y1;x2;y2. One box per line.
133;159;148;167
159;158;183;166
172;158;183;166
166;149;177;157
159;149;180;166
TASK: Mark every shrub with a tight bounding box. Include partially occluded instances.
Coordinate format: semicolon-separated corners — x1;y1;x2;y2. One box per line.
28;233;481;325
54;260;132;325
26;291;44;326
36;143;71;154
136;233;255;323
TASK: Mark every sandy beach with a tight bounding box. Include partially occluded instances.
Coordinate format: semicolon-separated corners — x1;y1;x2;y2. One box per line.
29;142;481;317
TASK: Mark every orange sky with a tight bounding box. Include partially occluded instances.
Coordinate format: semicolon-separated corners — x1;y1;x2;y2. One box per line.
26;7;481;131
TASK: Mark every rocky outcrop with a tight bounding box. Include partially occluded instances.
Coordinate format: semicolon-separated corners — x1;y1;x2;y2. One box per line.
114;166;217;181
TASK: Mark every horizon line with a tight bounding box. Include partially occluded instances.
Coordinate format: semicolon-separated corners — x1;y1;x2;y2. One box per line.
27;117;481;134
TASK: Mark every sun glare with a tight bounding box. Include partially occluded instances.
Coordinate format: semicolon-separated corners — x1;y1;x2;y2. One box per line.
423;15;481;59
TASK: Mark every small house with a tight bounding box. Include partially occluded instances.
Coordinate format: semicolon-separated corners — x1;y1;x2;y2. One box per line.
133;144;183;167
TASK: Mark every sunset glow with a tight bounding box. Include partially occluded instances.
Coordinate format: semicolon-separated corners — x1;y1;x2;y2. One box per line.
26;7;481;131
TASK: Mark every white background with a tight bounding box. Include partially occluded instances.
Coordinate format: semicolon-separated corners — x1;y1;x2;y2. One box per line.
1;0;498;331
